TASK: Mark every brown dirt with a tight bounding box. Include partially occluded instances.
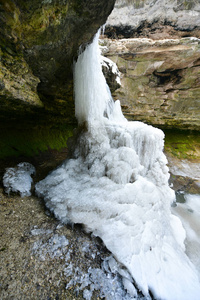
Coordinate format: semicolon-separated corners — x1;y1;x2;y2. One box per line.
0;188;110;300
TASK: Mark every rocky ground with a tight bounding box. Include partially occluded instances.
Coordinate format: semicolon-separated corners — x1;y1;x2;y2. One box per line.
0;188;114;300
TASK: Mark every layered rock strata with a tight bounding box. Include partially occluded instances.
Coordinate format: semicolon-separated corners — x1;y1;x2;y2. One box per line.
103;36;200;130
103;1;200;130
103;0;200;131
106;0;200;39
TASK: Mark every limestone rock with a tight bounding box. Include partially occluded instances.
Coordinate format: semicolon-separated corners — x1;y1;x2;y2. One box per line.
0;0;115;127
0;0;115;159
106;0;200;39
103;37;200;130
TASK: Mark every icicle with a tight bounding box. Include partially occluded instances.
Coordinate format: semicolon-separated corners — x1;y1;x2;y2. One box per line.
74;30;114;125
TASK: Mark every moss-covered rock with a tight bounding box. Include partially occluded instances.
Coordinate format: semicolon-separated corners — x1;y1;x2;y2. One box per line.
164;129;200;194
0;126;74;159
164;129;200;160
0;0;116;159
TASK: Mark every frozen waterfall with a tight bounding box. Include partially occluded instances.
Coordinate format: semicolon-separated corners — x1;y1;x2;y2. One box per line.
35;31;200;299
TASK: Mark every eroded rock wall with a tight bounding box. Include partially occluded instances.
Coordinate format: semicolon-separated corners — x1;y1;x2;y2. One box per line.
106;0;200;39
103;0;200;131
0;0;115;159
0;0;115;125
103;37;200;130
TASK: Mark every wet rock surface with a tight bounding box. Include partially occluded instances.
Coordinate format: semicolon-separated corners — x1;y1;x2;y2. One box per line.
167;154;200;194
164;130;200;193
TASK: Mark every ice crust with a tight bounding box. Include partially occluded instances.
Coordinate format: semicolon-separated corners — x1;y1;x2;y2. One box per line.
35;31;200;299
3;162;35;197
101;55;121;85
172;194;200;279
31;228;138;300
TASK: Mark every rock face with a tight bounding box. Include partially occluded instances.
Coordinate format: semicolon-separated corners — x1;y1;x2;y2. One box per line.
106;0;200;39
103;0;200;131
0;0;115;159
103;37;200;130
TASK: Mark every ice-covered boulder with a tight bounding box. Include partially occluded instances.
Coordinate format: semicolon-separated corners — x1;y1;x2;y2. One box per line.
3;162;36;197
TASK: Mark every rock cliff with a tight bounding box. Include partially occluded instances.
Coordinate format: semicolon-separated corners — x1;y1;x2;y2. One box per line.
0;0;115;159
103;0;200;130
106;0;200;39
103;37;200;130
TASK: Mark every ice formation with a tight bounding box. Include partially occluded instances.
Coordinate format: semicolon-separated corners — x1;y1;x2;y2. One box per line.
35;31;200;299
101;55;121;85
172;194;200;278
31;228;140;300
3;162;35;197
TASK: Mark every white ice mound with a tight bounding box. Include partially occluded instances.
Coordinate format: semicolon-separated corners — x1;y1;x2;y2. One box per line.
35;122;200;299
35;31;200;299
3;162;35;197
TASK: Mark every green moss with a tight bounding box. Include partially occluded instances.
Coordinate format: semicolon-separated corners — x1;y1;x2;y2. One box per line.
1;1;70;47
127;61;149;76
0;125;74;159
23;5;69;33
164;129;200;160
123;0;145;9
0;247;6;252
177;0;195;10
